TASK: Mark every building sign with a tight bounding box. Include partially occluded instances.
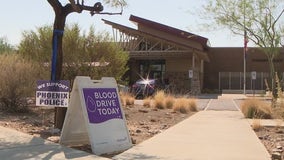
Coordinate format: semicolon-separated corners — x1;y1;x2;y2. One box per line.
189;70;193;78
83;88;123;124
251;71;257;80
36;80;70;107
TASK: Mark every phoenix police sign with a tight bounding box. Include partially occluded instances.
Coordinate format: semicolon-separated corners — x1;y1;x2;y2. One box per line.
36;80;70;107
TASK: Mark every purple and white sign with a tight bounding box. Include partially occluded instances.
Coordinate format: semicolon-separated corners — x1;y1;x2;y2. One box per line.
36;80;70;107
82;88;123;124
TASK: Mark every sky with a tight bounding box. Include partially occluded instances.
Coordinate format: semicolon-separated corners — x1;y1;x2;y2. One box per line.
0;0;243;47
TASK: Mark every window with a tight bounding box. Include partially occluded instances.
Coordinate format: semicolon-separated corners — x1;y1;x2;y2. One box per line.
139;60;165;80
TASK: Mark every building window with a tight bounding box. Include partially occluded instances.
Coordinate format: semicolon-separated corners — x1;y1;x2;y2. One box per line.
139;60;165;80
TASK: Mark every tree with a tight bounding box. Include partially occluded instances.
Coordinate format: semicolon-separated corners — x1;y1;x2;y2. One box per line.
200;0;284;100
0;37;14;54
47;0;127;129
19;26;53;62
19;23;129;127
18;24;129;83
281;27;284;47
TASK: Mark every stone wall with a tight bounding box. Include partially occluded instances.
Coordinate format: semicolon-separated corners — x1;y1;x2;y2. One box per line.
165;70;201;95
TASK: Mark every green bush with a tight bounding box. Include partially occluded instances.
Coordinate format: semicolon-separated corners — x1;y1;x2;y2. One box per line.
18;24;129;84
0;54;48;112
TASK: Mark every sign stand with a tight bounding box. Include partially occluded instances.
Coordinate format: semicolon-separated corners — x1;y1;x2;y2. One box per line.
60;76;132;155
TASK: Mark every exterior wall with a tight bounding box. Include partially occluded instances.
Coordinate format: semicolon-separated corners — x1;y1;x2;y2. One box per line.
165;57;192;93
129;59;140;84
128;56;203;94
204;47;284;90
166;57;192;72
130;47;284;93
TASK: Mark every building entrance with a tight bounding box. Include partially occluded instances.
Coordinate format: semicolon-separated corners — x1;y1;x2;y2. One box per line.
139;60;165;80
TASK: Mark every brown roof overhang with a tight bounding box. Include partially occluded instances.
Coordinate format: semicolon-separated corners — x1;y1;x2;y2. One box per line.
102;19;209;61
129;15;209;50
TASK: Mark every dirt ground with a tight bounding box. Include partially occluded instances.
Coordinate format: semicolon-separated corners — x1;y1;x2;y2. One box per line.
0;104;282;159
255;126;284;159
0;104;193;153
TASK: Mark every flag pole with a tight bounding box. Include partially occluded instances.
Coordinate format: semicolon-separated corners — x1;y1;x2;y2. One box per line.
243;0;246;95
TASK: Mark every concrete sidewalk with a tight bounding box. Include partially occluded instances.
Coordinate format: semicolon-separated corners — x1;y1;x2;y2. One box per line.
0;126;108;160
114;111;271;160
0;94;272;160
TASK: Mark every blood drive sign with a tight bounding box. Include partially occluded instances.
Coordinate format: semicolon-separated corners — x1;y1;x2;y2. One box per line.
60;77;132;155
36;80;70;107
82;88;123;124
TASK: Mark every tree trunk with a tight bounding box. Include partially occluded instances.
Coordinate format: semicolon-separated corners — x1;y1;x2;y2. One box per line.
268;57;277;103
52;12;67;129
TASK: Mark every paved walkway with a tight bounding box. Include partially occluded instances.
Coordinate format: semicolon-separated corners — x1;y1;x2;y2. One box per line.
0;126;108;160
0;94;272;160
114;94;271;160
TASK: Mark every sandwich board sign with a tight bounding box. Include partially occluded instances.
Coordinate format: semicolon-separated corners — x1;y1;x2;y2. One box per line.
36;80;70;107
60;76;132;155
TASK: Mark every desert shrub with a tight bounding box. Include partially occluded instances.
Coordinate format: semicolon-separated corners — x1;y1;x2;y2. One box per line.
126;96;135;106
143;97;152;108
251;119;262;131
188;98;198;112
153;90;166;109
120;92;135;106
173;97;197;113
271;103;284;119
173;98;189;113
165;95;175;109
0;54;47;112
173;98;197;113
241;99;272;119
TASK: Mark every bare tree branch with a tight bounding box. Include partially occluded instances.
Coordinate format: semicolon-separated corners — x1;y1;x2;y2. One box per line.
47;0;63;14
67;0;125;15
68;0;82;12
274;9;284;25
63;4;78;16
79;2;123;16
